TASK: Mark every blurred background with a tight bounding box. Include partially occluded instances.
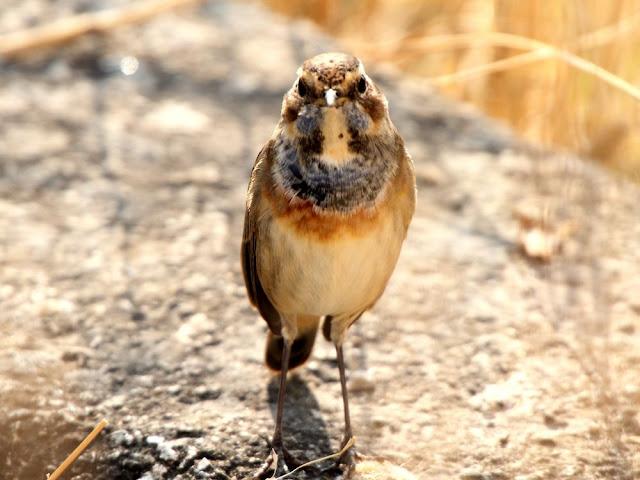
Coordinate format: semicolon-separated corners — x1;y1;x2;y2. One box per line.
2;0;639;176
265;0;640;178
1;1;640;479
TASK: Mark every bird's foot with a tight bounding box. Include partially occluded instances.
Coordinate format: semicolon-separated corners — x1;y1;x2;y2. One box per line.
337;437;358;475
317;437;358;478
251;440;302;479
251;447;278;480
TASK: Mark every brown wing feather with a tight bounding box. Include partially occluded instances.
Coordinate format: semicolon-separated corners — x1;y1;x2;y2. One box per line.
241;141;282;335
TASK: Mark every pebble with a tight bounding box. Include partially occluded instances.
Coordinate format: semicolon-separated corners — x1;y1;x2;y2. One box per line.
103;394;126;409
111;429;135;447
534;432;557;447
157;442;179;462
460;472;488;480
195;457;212;471
146;435;165;446
167;385;182;395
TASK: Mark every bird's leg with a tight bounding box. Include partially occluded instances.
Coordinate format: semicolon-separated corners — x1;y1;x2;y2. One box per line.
253;338;294;480
272;338;291;453
336;343;357;471
336;344;353;444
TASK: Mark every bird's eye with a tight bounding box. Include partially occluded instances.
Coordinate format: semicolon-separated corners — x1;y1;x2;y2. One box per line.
297;80;308;97
357;76;367;94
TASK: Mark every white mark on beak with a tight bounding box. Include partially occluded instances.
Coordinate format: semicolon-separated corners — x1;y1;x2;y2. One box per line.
325;88;337;106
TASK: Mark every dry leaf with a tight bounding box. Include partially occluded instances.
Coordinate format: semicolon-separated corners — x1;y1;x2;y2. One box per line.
513;203;578;261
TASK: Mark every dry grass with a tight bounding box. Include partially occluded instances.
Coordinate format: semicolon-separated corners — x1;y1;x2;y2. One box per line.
47;419;108;480
0;0;204;57
263;0;640;178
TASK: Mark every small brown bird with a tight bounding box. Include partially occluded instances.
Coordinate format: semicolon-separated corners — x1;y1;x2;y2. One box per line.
241;52;416;477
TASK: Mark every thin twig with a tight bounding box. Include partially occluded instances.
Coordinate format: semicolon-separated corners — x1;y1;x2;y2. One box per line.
555;49;640;101
427;42;640;102
0;0;203;58
354;11;640;56
362;31;548;54
428;47;554;84
573;11;640;49
47;419;108;480
273;437;356;480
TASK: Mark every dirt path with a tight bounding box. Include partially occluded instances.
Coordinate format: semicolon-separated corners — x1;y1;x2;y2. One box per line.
1;1;639;479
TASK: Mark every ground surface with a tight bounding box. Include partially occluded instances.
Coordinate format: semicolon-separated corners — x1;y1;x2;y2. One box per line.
1;1;640;479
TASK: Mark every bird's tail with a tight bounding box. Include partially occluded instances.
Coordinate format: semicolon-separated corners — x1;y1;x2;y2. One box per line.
265;315;320;371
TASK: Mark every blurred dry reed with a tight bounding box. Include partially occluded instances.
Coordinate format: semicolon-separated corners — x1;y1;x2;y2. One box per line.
262;0;640;179
0;0;203;58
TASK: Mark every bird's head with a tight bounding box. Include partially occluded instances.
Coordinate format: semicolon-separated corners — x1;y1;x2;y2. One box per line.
280;53;390;163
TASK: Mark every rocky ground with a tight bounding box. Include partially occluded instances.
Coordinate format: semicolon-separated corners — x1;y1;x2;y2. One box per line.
1;1;640;479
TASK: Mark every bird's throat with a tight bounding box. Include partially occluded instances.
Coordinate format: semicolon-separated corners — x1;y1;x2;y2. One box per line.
319;108;352;166
272;132;398;214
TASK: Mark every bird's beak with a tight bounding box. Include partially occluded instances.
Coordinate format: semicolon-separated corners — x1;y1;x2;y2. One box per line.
325;88;337;107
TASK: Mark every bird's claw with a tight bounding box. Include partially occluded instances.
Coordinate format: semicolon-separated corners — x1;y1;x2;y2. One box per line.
338;439;358;476
251;443;302;479
251;447;278;480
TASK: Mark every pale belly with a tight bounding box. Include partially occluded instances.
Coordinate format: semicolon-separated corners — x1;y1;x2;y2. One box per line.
258;212;405;317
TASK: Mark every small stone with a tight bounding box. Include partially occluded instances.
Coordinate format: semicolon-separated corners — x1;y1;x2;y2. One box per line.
131;310;147;322
535;433;557;447
137;375;154;388
157;442;179;462
460;469;508;480
543;413;567;429
104;394;126;409
110;429;135;447
460;469;487;480
193;385;221;401
167;385;182;395
371;416;387;428
62;351;78;362
146;435;165;446
175;313;212;344
195;457;212;471
177;446;199;470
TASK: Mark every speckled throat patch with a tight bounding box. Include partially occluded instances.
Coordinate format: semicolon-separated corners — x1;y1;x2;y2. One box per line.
272;132;399;214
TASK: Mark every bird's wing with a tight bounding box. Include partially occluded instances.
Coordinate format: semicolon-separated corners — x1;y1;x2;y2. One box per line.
241;140;282;335
399;146;417;235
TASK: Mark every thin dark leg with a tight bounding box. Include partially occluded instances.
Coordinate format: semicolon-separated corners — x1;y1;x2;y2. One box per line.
273;338;292;447
254;339;293;479
336;344;352;444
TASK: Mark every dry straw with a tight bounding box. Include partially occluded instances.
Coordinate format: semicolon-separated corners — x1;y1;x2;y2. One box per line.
47;419;108;480
353;18;640;101
265;0;640;176
0;0;204;58
271;437;355;480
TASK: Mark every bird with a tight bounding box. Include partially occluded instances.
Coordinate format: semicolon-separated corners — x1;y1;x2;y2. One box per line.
241;52;416;478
